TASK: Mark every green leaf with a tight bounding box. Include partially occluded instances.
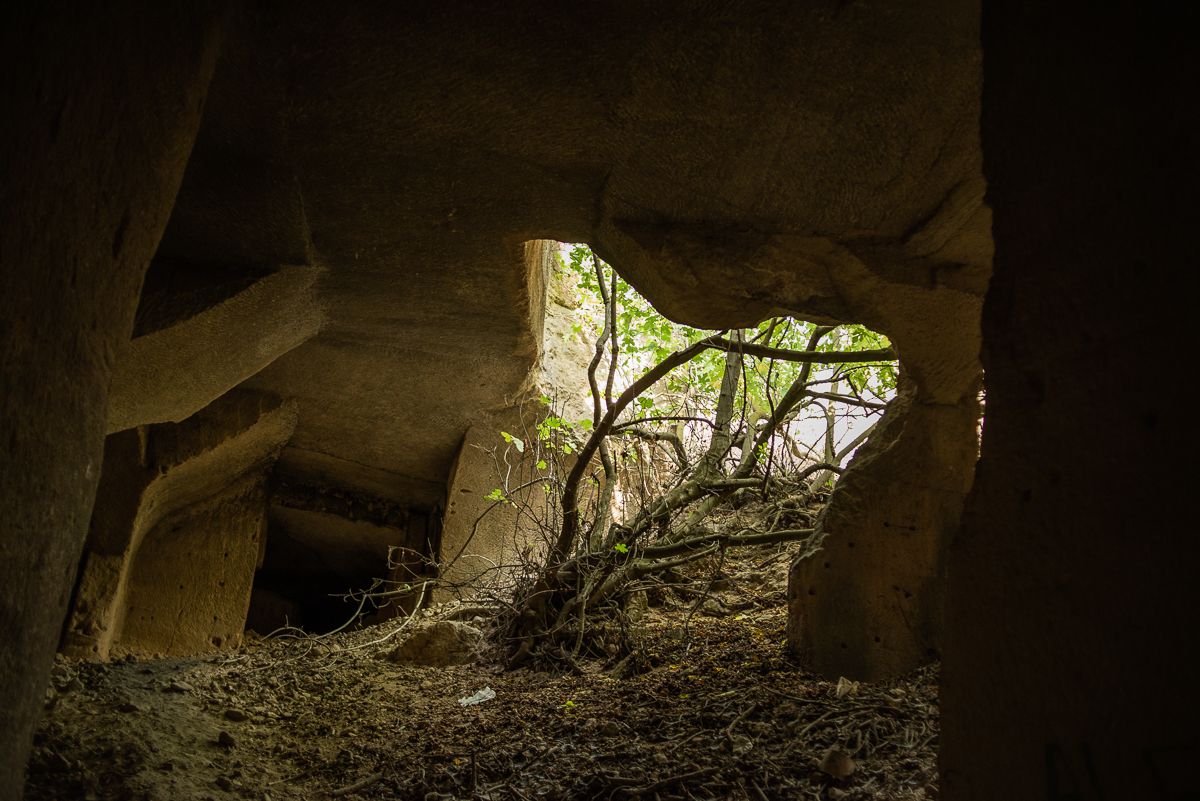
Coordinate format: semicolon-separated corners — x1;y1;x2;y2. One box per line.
486;488;505;502
536;459;547;470
614;543;629;554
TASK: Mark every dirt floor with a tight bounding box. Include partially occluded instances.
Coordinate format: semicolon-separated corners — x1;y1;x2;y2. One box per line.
26;537;937;801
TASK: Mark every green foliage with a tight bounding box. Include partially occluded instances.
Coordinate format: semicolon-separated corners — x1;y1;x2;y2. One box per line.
554;243;897;425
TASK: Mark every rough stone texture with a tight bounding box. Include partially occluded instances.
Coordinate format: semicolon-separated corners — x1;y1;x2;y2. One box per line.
113;473;267;658
386;621;482;667
438;422;533;602
942;5;1197;799
779;229;985;678
10;3;1181;797
164;1;986;518
539;249;600;428
436;243;600;600
0;7;222;799
789;380;980;680
108;265;323;433
61;391;298;661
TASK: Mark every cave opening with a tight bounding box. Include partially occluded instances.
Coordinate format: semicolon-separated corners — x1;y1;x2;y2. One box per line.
246;493;441;636
473;242;936;674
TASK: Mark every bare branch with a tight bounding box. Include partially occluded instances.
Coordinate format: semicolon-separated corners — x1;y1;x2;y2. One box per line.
638;527;814;560
554;331;729;563
804;391;888;410
708;338;896;364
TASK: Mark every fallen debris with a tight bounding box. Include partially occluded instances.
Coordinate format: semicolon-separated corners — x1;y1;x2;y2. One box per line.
26;545;938;801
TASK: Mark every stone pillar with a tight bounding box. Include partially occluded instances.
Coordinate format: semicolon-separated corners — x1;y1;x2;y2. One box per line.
0;8;221;799
438;423;531;601
943;4;1197;798
113;473;267;657
782;254;983;680
788;380;979;679
107;265;322;433
61;390;297;660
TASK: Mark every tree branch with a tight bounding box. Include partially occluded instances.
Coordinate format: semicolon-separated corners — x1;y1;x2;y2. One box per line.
804;391;888;411
708;338;895;364
620;427;688;469
638;526;814;560
554;332;729;563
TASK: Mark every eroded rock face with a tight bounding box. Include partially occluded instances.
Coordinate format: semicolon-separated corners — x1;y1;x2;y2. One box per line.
0;8;223;797
111;472;268;659
941;5;1197;799
789;381;980;680
107;265;322;433
772;224;986;678
157;1;989;520
61;391;298;661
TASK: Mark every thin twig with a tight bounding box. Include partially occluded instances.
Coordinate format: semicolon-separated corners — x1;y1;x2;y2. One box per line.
329;771;383;798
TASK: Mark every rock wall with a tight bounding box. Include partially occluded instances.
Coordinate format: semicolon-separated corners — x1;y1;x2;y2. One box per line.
438;421;541;602
0;7;222;798
108;265;322;433
437;240;598;601
941;4;1197;798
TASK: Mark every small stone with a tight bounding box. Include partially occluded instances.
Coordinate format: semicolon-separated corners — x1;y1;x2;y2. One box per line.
165;680;194;693
215;775;234;791
217;730;236;748
818;747;856;779
117;701;141;714
599;721;621;737
386;621;482;666
224;708;249;722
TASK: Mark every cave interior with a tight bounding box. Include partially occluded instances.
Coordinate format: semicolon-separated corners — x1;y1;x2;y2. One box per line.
1;3;1195;800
